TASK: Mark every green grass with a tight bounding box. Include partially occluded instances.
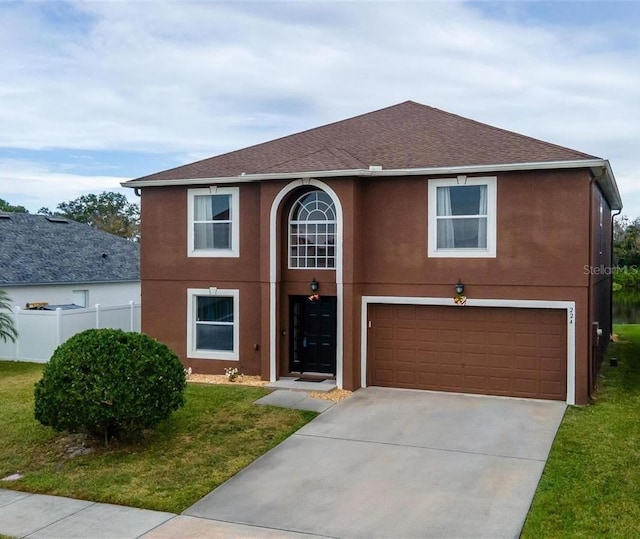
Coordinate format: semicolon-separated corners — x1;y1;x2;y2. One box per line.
522;325;640;538
0;361;316;513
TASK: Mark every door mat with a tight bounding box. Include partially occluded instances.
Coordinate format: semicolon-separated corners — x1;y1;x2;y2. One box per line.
295;377;327;383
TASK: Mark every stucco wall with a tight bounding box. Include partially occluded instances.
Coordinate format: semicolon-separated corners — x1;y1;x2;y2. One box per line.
139;168;608;403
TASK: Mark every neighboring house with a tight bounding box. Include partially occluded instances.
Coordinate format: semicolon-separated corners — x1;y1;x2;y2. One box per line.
0;213;140;308
123;101;621;405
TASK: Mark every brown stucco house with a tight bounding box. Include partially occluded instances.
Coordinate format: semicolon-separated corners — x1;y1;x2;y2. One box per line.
124;101;622;405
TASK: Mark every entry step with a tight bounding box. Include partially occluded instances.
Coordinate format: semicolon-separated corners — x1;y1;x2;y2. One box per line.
267;377;337;392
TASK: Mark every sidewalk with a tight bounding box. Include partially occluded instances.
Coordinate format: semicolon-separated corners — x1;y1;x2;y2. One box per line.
0;489;321;538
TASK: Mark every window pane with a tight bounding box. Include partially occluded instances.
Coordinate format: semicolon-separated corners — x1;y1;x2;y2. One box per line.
212;223;231;249
194;223;214;249
437;218;487;248
194;195;211;221
196;324;233;351
197;296;234;322
194;194;230;221
211;195;231;221
438;185;486;216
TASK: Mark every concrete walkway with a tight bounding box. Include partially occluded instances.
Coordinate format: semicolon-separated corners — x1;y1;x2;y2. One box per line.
0;489;174;538
255;389;336;412
185;388;566;538
0;388;565;538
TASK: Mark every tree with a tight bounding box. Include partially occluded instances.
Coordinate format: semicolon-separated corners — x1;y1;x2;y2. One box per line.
614;216;640;267
39;191;139;241
0;289;18;343
0;198;28;213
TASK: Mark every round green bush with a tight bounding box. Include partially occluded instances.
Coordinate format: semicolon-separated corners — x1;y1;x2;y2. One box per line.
34;329;186;440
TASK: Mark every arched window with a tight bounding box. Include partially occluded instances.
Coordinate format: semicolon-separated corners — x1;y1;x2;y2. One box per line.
289;190;336;268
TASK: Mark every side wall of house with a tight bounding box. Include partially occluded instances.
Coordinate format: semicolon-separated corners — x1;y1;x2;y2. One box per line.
3;282;140;309
589;182;613;396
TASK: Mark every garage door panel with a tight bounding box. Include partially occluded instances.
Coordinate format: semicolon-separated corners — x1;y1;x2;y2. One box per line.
541;334;565;348
440;372;464;387
369;305;566;401
440;351;463;366
540;380;563;396
375;305;395;319
513;332;538;347
540;357;563;372
464;375;488;391
440;329;459;344
373;369;394;383
416;328;438;342
487;354;512;368
465;331;487;345
488;331;511;345
374;326;393;341
513;378;538;395
395;306;416;320
463;353;486;366
416;351;439;364
395;328;416;342
488;376;511;391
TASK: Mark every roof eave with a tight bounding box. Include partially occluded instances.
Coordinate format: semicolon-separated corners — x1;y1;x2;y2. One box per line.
122;158;622;210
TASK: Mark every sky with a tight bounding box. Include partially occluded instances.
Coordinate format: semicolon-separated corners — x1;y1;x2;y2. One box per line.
0;0;638;218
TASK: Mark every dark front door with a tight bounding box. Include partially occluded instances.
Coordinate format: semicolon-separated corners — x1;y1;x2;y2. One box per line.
290;295;337;375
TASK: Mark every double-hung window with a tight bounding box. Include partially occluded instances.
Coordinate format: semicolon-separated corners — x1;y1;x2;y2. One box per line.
428;177;497;258
187;288;239;360
187;187;239;257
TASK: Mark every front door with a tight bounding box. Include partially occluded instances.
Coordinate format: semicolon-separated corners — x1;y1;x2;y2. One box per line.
289;295;337;375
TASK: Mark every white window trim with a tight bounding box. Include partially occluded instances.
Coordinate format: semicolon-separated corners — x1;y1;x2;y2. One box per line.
428;176;497;258
287;190;337;271
187;187;240;258
187;288;239;360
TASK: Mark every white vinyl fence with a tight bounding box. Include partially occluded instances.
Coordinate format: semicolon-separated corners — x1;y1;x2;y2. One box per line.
0;302;141;363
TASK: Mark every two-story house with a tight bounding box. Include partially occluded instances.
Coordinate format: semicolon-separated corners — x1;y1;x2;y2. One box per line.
124;101;621;405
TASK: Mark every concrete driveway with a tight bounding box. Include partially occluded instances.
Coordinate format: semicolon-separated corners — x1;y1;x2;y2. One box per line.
184;387;565;538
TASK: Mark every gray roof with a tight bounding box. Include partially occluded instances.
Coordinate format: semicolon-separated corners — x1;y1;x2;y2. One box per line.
0;213;139;286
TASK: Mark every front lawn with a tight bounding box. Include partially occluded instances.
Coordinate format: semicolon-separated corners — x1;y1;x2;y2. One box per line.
522;325;640;537
0;361;316;513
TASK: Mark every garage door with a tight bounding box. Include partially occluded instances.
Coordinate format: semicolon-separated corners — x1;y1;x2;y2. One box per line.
368;304;566;401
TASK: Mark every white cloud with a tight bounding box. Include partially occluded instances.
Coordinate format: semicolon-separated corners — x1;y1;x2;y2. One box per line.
0;1;638;214
0;159;133;213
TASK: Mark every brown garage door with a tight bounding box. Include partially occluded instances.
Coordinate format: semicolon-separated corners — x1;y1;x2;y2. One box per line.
368;304;566;400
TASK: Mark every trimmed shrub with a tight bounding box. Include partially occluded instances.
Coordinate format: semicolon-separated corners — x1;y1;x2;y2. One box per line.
34;329;186;441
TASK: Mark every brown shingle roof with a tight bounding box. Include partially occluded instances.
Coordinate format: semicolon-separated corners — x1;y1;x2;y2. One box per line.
134;101;597;182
